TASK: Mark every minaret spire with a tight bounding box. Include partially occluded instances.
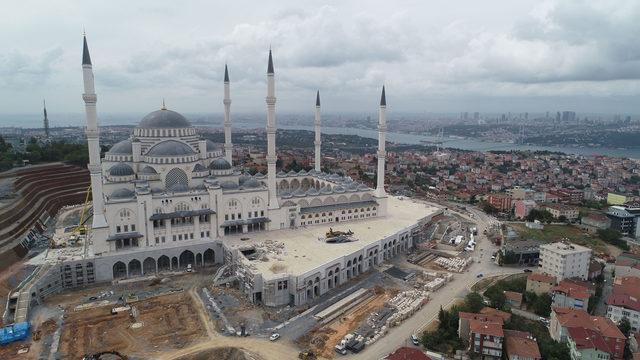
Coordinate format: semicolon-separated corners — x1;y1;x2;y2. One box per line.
266;49;278;209
81;34;108;233
314;91;322;172
223;64;233;164
43;99;50;137
375;85;387;198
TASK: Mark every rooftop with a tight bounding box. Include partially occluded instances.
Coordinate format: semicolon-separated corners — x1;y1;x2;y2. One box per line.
224;197;440;280
553;280;590;300
540;241;591;255
528;272;557;284
553;307;624;339
504;331;541;359
470;319;503;338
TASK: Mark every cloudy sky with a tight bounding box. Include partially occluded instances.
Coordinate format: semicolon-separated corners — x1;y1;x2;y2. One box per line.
1;0;639;115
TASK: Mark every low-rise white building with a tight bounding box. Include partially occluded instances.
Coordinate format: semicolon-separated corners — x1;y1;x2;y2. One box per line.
539;242;591;281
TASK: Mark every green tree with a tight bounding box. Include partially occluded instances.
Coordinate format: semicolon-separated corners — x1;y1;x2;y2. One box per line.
464;292;485;313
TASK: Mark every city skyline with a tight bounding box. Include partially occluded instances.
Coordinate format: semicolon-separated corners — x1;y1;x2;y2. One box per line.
1;0;640;114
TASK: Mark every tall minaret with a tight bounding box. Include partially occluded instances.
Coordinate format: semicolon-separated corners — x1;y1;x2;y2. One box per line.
82;35;108;229
375;86;387;198
314;91;321;172
223;64;233;164
266;50;278;209
43;99;50;137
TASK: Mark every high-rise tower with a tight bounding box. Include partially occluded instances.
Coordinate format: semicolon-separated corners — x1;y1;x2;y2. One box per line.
81;35;108;230
265;50;278;209
223;64;233;164
375;86;387;198
314;91;321;172
43;99;50;137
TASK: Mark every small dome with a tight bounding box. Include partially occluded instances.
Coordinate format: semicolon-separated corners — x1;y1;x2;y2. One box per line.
333;186;345;193
147;140;196;157
280;191;292;198
138;109;191;129
287;170;297;177
193;163;207;172
298;169;308;175
242;178;260;188
320;185;333;194
111;188;135;199
205;140;217;152
357;184;370;191
306;187;319;196
140;166;157;175
109;163;134;176
277;171;286;177
209;158;232;170
220;181;238;189
108;139;133;155
293;188;307;197
254;172;265;178
238;174;251;184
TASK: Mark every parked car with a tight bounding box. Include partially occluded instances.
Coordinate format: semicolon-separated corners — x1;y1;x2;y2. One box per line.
476;273;484;278
334;344;347;355
411;334;420;346
270;333;280;341
523;269;533;273
186;264;193;272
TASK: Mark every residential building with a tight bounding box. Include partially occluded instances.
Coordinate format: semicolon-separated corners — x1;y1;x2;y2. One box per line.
504;330;541;360
580;213;612;233
458;312;504;341
469;319;504;359
543;203;579;221
504;291;523;308
552;280;590;310
515;200;536;219
539;242;591;281
526;272;557;295
614;253;640;279
606;276;640;332
568;327;615;360
550;307;625;359
488;193;513;212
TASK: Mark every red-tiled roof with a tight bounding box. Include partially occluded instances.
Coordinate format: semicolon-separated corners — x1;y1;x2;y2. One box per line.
528;272;556;284
458;312;504;324
504;291;523;303
554;308;625;339
505;331;541;359
480;307;512;322
386;347;432;360
470;319;504;338
567;327;611;354
552;280;590;300
607;276;640;312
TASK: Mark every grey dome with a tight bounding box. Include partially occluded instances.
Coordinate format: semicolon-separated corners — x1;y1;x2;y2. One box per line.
357;184;369;191
242;178;260;188
140;166;157;175
333;186;345;193
293;188;307;197
287;170;297;177
280;191;292;198
209;158;231;170
205;140;217;152
108;139;132;155
220;181;238;189
277;171;286;177
254;172;265;178
306;187;319;196
238;174;251;184
147;140;196;157
168;183;189;192
193;163;207;172
111;188;135;199
138;109;191;129
109;163;134;176
298;170;308;175
320;185;333;194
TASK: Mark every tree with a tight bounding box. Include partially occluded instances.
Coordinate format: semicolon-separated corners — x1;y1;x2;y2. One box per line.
597;229;629;250
532;294;552;317
618;317;633;360
464;292;485;313
480;201;498;215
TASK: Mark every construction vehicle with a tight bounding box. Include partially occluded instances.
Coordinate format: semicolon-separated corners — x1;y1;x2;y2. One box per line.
298;350;317;359
74;185;92;235
326;228;353;239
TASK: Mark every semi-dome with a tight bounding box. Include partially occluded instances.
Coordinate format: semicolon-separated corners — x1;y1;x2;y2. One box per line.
242;178;260;188
238;174;251;184
209;158;231;170
167;183;189;192
306;188;319;196
108;139;133;155
220;181;238;189
111;188;135;199
147;140;196;157
138;109;191;129
140;166;157;175
320;185;333;194
193;163;207;172
109;163;134;176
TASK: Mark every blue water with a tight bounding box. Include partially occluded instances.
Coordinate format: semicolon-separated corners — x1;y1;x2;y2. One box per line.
1;113;638;159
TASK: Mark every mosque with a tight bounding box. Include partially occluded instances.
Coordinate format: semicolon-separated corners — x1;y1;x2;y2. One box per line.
77;36;439;307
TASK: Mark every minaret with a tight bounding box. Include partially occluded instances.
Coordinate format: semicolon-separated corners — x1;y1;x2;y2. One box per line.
223;64;233;164
43;99;50;137
81;35;108;230
314;91;321;172
375;86;387;198
266;50;279;209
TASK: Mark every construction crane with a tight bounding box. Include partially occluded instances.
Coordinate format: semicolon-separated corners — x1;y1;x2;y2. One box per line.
74;185;92;235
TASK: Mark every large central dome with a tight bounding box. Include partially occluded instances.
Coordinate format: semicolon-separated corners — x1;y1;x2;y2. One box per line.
138;109;191;129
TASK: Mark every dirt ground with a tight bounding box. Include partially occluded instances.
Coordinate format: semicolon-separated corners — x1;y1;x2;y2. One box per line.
58;292;206;359
301;287;396;359
173;347;263;360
